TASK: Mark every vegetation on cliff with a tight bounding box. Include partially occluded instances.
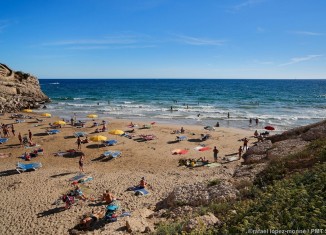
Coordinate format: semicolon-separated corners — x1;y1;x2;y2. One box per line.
155;138;326;234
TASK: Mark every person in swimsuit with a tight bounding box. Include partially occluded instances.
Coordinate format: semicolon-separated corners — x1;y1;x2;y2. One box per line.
79;153;85;172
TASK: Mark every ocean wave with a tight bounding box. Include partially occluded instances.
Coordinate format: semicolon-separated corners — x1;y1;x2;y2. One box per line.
49;82;60;84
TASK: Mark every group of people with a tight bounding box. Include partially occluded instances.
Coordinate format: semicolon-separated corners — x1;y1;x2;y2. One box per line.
0;124;15;138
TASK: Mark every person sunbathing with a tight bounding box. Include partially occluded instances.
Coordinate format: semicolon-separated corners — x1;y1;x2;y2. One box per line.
74;186;87;201
101;190;120;204
62;194;75;209
80;208;106;229
24;152;31;161
81;137;89;144
139;177;147;189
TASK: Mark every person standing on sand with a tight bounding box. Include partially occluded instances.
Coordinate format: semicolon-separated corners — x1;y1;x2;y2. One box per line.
11;125;15;136
28;130;32;141
243;137;249;151
79;153;85;172
18;132;22;146
213;146;219;162
238;146;243;159
77;136;82;150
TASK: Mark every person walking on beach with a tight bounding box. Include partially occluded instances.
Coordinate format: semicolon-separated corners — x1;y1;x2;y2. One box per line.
77;136;82;150
213;146;219;162
18;132;22;146
79;153;85;172
28;130;32;141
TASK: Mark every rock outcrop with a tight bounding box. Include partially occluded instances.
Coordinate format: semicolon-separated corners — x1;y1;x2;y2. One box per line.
0;63;49;113
159;181;238;209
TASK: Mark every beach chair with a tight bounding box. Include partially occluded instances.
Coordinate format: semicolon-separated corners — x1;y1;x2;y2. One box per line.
15;119;25;123
102;151;122;159
16;162;42;173
47;129;60;135
0;138;9;144
74;132;88;137
36;118;44;122
103;139;118;146
176;136;187;141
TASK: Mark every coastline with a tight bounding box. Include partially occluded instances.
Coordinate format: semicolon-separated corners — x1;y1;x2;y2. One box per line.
0;112;254;234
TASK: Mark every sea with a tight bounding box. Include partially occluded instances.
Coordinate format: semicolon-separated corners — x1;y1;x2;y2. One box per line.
39;79;326;133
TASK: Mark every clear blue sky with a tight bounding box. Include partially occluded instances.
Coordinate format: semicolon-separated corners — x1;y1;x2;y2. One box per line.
1;0;325;79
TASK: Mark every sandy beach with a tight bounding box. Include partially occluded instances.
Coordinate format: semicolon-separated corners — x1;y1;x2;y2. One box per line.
0;113;253;235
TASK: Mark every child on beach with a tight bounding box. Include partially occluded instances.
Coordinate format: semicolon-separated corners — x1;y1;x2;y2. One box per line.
79;153;85;172
213;146;219;162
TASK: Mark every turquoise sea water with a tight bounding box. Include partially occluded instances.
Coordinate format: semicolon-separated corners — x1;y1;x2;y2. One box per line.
40;79;326;132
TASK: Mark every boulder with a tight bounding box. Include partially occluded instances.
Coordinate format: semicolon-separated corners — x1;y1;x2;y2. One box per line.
267;139;309;160
242;140;272;164
0;63;49;113
183;212;220;233
161;181;238;208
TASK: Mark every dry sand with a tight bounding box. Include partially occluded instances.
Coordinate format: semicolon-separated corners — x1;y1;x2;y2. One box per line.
0;113;253;235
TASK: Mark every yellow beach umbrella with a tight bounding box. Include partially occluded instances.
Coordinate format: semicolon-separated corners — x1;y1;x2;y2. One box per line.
42;113;51;117
23;109;33;113
53;120;66;125
90;135;107;142
87;114;98;118
109;129;124;135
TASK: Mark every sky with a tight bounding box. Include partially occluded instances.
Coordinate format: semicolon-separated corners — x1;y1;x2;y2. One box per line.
1;0;326;79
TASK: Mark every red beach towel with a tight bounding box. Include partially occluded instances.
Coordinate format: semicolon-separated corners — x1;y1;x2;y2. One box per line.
198;147;211;151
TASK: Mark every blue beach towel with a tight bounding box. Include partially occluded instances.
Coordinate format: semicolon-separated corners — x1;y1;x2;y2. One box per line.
103;139;118;146
102;151;122;158
0;138;9;144
47;129;60;135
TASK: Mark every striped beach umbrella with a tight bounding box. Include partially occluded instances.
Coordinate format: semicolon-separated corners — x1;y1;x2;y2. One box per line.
42;113;52;117
87;114;98;118
23;109;33;113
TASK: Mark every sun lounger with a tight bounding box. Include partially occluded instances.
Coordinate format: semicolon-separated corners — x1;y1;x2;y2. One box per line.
0;138;9;144
16;162;42;173
176;136;187;141
47;129;60;135
103;139;118;146
102;151;122;159
74;132;88;137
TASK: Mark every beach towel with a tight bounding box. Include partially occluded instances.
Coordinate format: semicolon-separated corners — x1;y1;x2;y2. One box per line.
176;136;187;141
24;144;41;149
103;139;118;146
205;162;222;168
70;174;93;184
102;151;122;159
47;129;60;135
198;146;211;151
172;149;188;155
0;138;9;144
222;156;240;163
69;174;86;182
128;186;149;196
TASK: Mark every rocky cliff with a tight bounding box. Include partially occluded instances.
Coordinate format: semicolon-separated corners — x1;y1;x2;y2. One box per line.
0;63;49;113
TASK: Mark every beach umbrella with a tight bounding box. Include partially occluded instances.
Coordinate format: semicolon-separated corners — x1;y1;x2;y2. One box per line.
109;129;124;135
87;114;98;118
90;135;107;142
23;109;33;113
53;120;66;125
42;113;51;117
